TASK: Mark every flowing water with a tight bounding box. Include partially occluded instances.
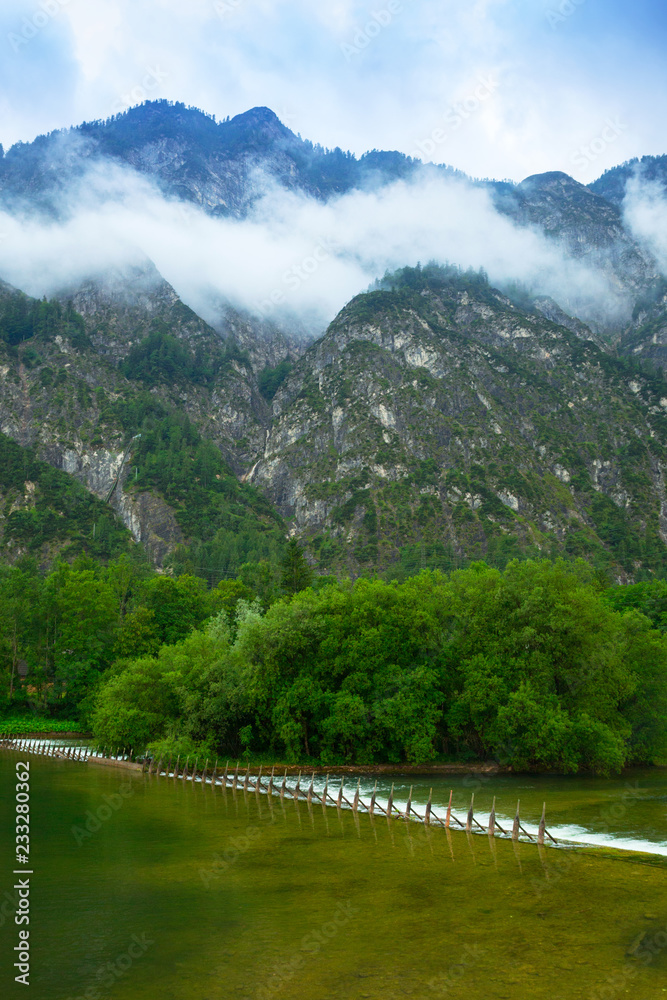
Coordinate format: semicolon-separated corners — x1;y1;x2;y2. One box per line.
1;750;667;1000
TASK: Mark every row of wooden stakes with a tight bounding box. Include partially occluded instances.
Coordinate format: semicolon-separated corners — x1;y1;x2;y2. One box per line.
145;752;558;847
0;736;98;761
0;736;557;846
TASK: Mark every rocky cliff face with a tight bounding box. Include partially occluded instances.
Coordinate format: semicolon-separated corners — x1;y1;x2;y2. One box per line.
52;259;274;473
619;280;667;372
0;268;291;563
492;172;658;306
251;266;667;577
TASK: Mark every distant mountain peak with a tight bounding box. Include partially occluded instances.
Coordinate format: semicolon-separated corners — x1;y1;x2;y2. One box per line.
230;106;286;128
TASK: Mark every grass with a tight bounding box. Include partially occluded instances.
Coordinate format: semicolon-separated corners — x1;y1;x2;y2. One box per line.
0;716;86;735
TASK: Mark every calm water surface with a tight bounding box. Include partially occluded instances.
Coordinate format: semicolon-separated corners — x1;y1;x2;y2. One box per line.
1;751;667;1000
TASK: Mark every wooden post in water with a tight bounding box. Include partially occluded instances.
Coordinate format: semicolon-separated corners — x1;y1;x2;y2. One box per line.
223;761;229;785
307;773;314;804
337;777;345;808
538;803;546;846
268;767;275;796
466;794;475;833
121;747;126;761
243;767;250;791
512;801;520;841
352;778;361;812
386;783;394;818
488;797;496;837
323;773;330;805
192;758;198;783
445;790;453;829
369;781;377;816
404;786;413;820
232;763;239;790
202;760;209;785
256;766;263;792
173;755;180;779
280;771;287;799
293;772;301;800
425;789;433;825
211;759;219;784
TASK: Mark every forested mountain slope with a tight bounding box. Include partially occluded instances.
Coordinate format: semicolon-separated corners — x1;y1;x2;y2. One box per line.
251;265;667;578
0;271;286;570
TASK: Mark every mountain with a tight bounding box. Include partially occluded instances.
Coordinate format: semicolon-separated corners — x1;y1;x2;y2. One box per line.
589;155;667;207
2;103;667;581
490;171;657;299
0;101;454;218
3;259;667;580
0;268;286;569
251;264;667;579
618;278;667;373
0;101;658;335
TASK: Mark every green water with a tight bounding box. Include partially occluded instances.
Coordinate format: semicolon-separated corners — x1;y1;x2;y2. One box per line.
2;752;667;1000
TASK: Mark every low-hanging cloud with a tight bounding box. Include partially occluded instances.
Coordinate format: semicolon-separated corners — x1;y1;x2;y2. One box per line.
622;173;667;278
0;154;632;336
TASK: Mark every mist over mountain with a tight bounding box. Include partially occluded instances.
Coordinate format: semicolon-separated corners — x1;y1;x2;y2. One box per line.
0;100;664;338
2;101;667;581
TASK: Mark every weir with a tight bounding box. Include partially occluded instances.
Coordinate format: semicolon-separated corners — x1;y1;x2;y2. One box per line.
0;735;558;847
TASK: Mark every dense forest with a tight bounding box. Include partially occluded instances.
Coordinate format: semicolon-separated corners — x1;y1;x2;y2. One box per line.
2;550;667;775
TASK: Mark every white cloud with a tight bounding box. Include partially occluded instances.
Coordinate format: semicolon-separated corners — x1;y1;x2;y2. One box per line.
623;174;667;276
0;156;630;334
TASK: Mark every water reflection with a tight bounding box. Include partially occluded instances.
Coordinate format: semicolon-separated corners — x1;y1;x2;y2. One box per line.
1;751;667;1000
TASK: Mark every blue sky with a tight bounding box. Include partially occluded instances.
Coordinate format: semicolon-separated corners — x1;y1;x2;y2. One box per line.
0;0;665;181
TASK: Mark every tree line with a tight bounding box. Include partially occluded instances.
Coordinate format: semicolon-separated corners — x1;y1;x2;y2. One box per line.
3;551;666;774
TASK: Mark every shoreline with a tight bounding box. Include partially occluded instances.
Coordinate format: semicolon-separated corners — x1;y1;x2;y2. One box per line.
5;739;666;779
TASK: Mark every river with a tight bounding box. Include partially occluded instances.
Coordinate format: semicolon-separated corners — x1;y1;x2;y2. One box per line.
1;749;666;999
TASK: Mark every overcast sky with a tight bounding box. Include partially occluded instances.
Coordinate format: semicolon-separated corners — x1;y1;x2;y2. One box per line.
0;0;665;182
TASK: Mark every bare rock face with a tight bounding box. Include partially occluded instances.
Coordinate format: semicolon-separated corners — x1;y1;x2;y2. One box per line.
491;173;659;327
0;264;282;564
114;486;183;565
620;283;667;372
250;267;667;577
